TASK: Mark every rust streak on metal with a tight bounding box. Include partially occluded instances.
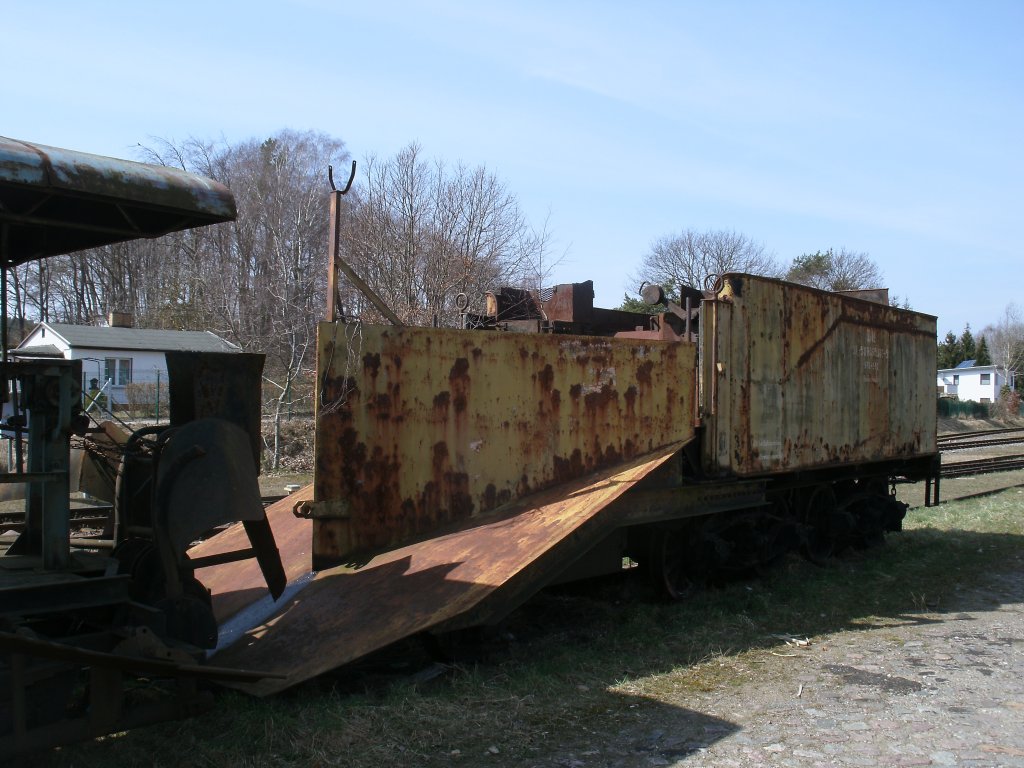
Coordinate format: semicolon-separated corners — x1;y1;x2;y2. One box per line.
312;322;696;566
791;311;936;376
704;273;937;477
211;445;681;696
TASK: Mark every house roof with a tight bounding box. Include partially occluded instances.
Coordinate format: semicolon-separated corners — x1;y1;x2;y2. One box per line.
22;323;241;354
937;363;1004;375
11;343;63;358
954;359;976;369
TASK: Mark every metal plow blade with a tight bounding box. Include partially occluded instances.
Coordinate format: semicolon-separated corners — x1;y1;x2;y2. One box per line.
191;485;314;626
197;445;681;696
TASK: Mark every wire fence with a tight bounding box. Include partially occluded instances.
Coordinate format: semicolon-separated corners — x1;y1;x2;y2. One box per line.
81;378;315;424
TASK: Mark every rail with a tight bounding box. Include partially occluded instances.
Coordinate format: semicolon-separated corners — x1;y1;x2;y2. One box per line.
940;453;1024;478
937;427;1024;452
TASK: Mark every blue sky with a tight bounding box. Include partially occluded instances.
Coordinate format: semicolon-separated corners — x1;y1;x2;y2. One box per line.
4;1;1021;337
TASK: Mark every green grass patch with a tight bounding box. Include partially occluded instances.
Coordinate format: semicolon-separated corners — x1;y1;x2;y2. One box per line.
43;489;1024;767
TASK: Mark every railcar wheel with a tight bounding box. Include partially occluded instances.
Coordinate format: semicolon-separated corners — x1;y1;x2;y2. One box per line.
112;538;216;647
800;484;850;565
647;526;701;600
156;585;218;649
755;497;799;572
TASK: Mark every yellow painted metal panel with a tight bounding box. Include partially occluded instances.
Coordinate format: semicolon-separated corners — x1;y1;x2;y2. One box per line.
313;324;696;565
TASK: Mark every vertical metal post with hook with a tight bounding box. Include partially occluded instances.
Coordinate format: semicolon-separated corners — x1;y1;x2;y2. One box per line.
326;162;403;326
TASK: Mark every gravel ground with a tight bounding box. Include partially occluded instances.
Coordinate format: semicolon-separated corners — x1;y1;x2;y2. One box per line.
533;562;1024;768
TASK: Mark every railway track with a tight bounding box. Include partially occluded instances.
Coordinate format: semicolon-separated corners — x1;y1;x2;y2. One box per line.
939;426;1024;479
0;506;112;534
937;426;1024;441
941;453;1024;478
937;427;1024;452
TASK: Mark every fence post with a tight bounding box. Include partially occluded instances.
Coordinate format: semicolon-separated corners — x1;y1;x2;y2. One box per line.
155;370;161;422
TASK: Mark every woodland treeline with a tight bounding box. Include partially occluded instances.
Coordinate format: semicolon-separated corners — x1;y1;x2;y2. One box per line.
4;130;557;433
6;128;1022;445
628;230;1024;393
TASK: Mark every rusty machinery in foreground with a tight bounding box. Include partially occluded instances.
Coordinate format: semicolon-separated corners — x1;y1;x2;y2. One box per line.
1;138;941;756
0;138;285;756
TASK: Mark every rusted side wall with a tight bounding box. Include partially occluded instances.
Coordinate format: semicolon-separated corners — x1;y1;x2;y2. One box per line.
702;273;937;476
313;323;696;564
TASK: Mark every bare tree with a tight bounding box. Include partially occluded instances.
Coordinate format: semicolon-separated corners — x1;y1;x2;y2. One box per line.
342;143;555;326
215;132;348;466
982;303;1024;383
139;131;350;467
786;248;884;292
632;229;781;299
4;131;557;462
4;260;34;344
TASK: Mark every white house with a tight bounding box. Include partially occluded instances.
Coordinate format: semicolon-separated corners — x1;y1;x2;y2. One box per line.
14;319;240;410
936;359;1015;403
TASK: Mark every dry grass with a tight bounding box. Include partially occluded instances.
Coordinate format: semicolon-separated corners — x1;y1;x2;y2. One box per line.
257;470;312;497
40;486;1024;768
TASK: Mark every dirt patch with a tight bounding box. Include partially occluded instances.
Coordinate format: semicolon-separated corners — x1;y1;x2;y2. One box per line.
258;470;312;497
262;417;315;472
532;567;1024;768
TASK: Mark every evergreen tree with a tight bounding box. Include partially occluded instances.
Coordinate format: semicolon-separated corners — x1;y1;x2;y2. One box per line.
618;292;659;314
976;335;993;366
937;330;963;369
960;324;976;361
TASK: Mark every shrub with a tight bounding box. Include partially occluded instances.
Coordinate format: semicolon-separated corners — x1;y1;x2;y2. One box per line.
123;382;162;418
995;385;1022;419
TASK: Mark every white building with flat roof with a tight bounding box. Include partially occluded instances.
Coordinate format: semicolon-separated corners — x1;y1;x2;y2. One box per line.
936;359;1014;403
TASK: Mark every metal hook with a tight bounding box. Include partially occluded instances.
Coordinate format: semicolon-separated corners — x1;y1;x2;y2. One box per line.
328;160;357;194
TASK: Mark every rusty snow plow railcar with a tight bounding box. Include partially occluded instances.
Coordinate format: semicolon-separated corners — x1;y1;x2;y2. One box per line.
1;139;941;753
203;270;938;695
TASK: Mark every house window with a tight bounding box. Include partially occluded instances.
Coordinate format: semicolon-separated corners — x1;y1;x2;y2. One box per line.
104;358;132;386
980;373;991;385
952;374;959;385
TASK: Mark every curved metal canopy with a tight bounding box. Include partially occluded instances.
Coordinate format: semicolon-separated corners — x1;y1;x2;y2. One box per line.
0;136;236;267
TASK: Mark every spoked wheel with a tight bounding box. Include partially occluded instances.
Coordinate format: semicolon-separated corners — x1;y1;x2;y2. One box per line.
647;526;701;601
753;496;799;573
800;484;847;565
